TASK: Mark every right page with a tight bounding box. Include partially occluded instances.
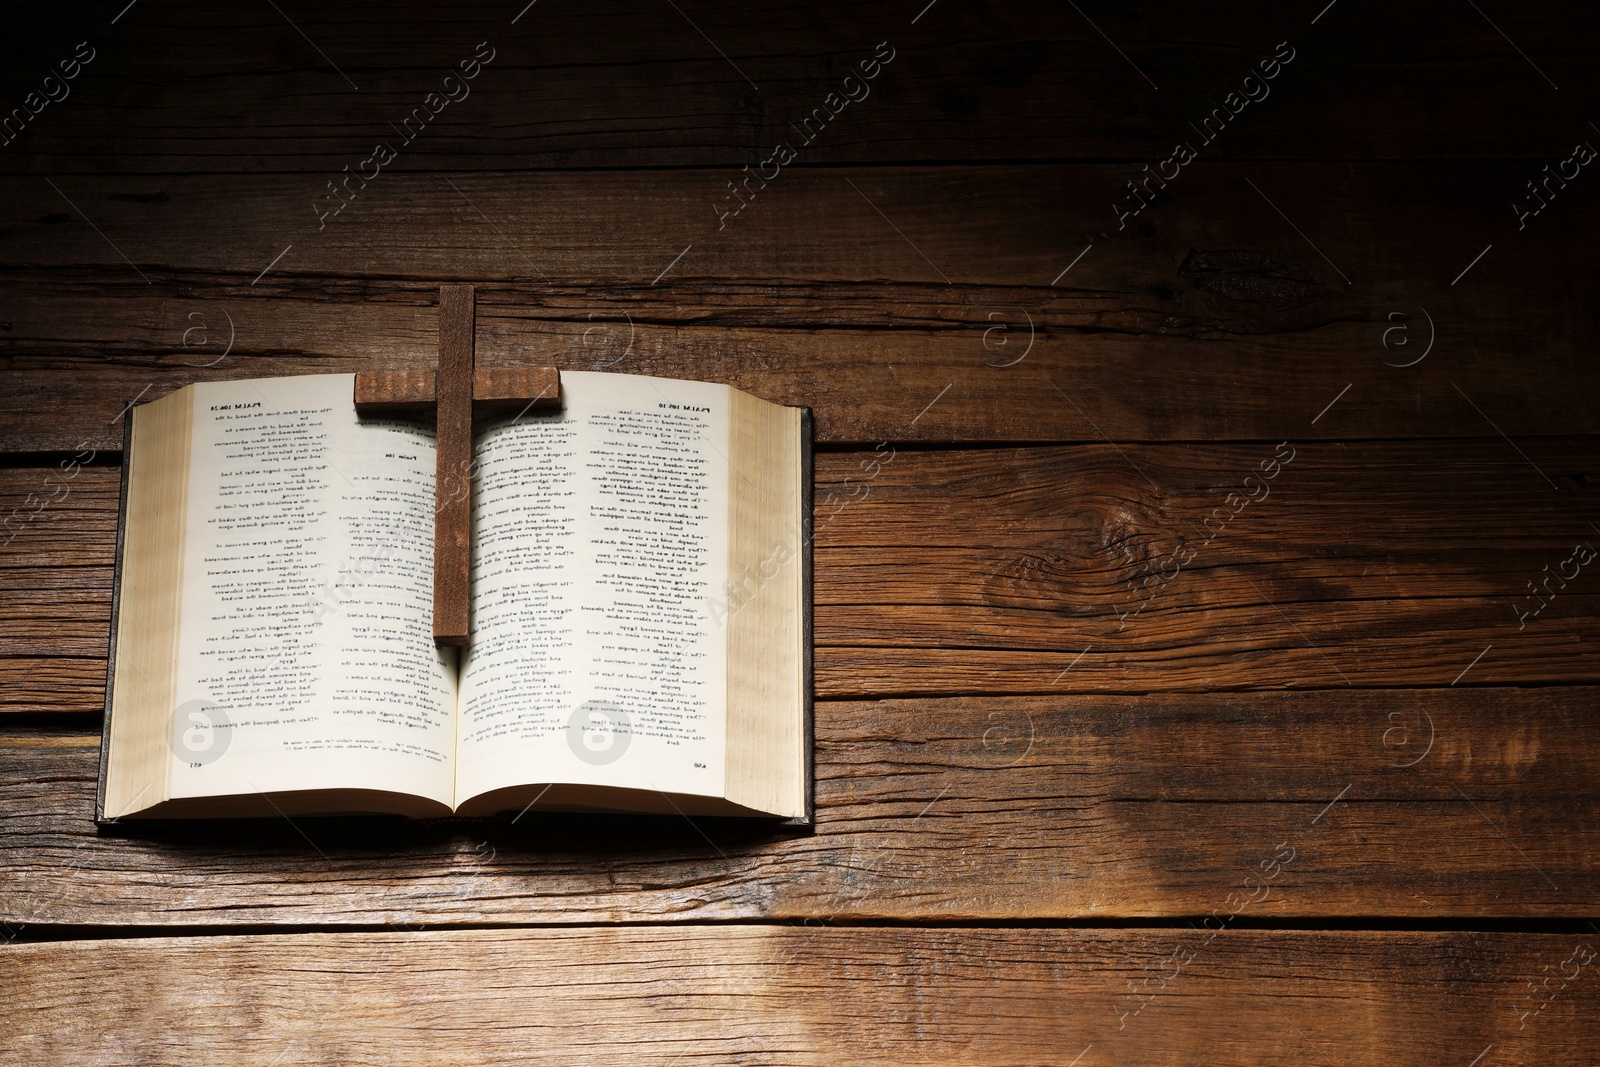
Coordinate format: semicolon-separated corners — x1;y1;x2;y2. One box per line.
455;371;732;810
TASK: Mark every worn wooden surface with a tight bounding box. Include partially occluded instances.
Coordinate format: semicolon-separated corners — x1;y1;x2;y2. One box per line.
2;164;1597;451
430;283;474;644
5;439;1595;704
3;1;1598;171
3;0;1596;1062
0;685;1596;928
6;928;1600;1066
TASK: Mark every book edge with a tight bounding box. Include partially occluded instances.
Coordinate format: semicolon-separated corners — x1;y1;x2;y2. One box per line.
784;405;816;829
94;414;137;829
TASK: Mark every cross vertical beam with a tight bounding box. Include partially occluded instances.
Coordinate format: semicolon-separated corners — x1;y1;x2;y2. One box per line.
433;284;475;646
353;285;562;647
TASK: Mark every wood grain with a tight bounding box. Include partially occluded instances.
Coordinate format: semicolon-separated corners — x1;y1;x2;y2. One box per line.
4;926;1597;1065
470;365;561;416
810;438;1600;694
2;0;1591;1051
1;686;1596;927
5;439;1595;701
1;163;1595;450
352;367;434;411
432;283;474;645
352;366;562;414
1;1;1596;173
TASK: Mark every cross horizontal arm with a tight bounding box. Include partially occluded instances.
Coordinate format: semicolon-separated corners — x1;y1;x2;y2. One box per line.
353;366;561;416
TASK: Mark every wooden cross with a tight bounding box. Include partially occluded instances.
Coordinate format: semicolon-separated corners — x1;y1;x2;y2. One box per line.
352;284;562;646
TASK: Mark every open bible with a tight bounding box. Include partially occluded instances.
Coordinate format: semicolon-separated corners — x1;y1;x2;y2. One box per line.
97;371;812;823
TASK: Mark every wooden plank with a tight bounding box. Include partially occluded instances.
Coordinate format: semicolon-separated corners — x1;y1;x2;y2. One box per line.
431;283;474;645
351;367;562;415
4;927;1597;1064
1;686;1596;927
2;1;1596;172
5;439;1597;698
810;438;1600;694
1;163;1596;450
470;365;560;416
0;658;103;714
0;463;117;670
352;368;433;412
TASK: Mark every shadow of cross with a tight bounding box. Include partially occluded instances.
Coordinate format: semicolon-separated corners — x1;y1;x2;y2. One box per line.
352;284;562;646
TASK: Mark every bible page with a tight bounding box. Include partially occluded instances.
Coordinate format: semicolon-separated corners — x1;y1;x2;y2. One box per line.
456;371;730;807
165;374;455;809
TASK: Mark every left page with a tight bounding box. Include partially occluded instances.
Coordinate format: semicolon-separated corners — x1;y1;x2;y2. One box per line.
164;374;456;810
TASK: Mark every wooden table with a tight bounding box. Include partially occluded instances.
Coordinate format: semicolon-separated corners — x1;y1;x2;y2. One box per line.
3;2;1598;1062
